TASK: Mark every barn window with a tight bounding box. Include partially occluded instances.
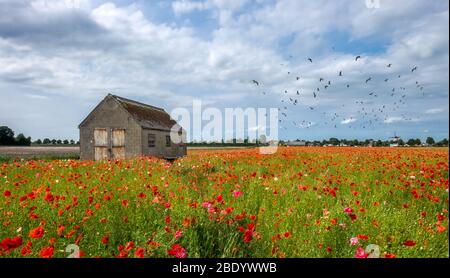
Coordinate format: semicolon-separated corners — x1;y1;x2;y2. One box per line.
166;135;171;147
148;134;156;147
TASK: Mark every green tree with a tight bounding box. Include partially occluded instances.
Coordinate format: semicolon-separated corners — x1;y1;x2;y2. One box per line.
407;139;416;146
15;133;31;146
57;139;62;144
426;137;435;146
51;139;57;144
43;138;51;144
0;126;15;145
35;139;42;144
63;139;69;145
70;140;75;145
329;138;340;146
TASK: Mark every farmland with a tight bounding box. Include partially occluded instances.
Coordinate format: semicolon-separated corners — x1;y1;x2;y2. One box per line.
0;147;448;258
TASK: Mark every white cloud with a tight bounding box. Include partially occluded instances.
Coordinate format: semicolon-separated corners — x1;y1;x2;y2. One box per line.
425;108;444;114
341;118;357;125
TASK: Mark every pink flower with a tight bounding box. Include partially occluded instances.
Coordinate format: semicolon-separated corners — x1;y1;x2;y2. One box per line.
232;190;242;198
350;237;359;246
35;173;41;178
168;244;186;258
355;247;368;258
202;202;212;209
344;207;353;214
174;230;183;239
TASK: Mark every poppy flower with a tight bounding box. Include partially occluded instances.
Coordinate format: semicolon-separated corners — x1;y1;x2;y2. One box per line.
384;253;396;258
3;190;11;197
135;248;145;258
168;244;186;258
403;240;417;247
1;236;22;252
174;230;183;239
39;246;54;258
355;248;368;258
102;234;109;245
350;237;359;246
232;190;242;198
29;226;45;239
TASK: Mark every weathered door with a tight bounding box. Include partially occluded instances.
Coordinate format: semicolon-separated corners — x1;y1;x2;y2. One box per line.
94;128;108;161
112;129;125;159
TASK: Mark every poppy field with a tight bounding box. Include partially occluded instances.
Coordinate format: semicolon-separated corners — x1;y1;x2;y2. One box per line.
0;147;448;258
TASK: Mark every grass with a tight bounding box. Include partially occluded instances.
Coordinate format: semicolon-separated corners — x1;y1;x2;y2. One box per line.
0;147;448;258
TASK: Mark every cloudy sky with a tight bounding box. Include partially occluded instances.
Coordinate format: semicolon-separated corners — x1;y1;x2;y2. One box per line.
0;0;448;142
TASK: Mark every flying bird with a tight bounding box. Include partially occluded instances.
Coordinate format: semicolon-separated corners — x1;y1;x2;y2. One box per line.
308;58;313;63
252;80;259;86
355;55;361;61
411;66;418;72
387;64;392;67
365;77;372;83
339;71;342;76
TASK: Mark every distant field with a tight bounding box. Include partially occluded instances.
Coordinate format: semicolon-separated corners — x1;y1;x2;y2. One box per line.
0;146;251;160
0;146;80;161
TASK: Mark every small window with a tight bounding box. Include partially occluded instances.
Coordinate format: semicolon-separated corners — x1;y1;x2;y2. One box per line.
148;134;155;147
166;135;171;147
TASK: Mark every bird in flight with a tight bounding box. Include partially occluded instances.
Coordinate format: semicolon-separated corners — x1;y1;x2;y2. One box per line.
355;55;361;61
365;77;372;83
387;64;392;67
339;71;342;76
319;78;324;82
308;58;313;63
384;78;389;82
313;92;317;98
411;66;418;72
252;80;259;86
296;76;300;80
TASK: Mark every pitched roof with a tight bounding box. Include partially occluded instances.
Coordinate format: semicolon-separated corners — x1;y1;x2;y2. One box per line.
110;94;179;131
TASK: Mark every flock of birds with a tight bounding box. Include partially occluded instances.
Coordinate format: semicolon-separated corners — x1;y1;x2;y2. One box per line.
252;55;425;131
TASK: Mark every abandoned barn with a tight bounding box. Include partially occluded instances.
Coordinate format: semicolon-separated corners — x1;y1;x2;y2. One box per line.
79;94;186;161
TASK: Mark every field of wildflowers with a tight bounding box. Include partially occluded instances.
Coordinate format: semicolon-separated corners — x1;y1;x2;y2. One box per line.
0;147;448;258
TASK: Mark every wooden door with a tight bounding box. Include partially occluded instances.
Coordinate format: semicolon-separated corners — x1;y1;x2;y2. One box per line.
94;128;108;161
112;129;125;159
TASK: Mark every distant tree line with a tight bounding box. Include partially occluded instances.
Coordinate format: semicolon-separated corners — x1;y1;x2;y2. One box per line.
0;126;79;146
0;126;32;146
34;138;79;145
280;137;448;147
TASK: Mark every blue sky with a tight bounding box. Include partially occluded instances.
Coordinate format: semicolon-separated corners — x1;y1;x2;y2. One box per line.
0;0;448;142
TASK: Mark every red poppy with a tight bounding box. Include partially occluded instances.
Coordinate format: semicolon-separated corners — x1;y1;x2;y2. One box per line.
284;232;291;238
135;248;145;258
29;226;45;239
384;253;396;258
39;246;54;258
1;236;22;253
403;240;417;247
102;234;109;245
3;190;11;197
357;235;369;240
168;244;186;258
21;241;32;257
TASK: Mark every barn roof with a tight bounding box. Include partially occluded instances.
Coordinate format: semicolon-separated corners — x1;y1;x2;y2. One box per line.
110;94;179;131
79;94;181;131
